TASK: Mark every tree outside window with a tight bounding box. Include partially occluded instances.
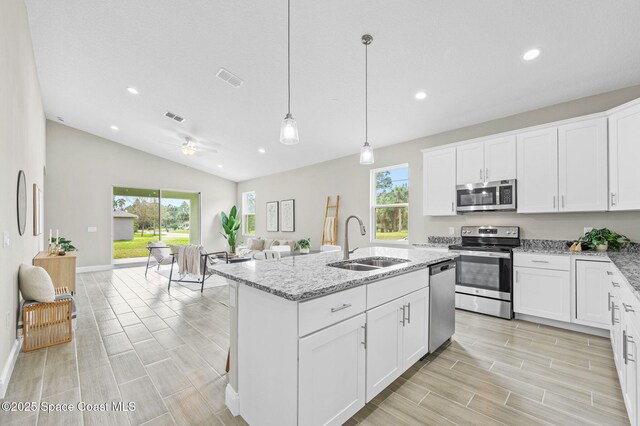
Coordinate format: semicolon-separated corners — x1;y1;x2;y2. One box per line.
242;191;256;235
371;165;408;242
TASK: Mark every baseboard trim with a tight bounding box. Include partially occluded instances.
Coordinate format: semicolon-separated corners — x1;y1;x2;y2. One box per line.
225;383;240;416
515;313;609;338
76;264;113;273
0;338;23;398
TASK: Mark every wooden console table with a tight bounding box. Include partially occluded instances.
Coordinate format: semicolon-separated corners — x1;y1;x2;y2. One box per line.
33;252;77;294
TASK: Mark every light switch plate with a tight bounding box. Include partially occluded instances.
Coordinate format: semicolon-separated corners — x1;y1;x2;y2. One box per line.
449;227;455;235
584;227;593;235
87;227;97;233
2;232;9;248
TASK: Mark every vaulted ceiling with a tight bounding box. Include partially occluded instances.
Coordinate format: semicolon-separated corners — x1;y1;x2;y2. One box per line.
26;0;640;181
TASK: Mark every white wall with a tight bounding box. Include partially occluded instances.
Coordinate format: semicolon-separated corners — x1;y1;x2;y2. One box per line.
238;85;640;249
0;0;46;391
45;121;237;268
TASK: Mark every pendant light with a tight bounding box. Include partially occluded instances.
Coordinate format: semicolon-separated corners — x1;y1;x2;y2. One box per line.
359;34;374;165
280;0;299;145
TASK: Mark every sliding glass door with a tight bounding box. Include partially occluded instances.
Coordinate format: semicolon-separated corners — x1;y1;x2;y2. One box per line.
112;187;200;262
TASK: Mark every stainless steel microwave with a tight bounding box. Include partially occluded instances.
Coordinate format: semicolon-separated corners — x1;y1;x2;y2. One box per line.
456;179;516;212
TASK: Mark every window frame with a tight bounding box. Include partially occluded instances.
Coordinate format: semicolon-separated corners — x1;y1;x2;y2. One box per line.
241;191;256;236
370;163;409;245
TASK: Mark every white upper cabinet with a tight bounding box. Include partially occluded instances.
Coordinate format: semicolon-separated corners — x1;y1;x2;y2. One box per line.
517;127;559;213
456;136;516;185
456;142;485;184
558;118;608;212
423;148;457;216
609;101;640;211
484;136;517;182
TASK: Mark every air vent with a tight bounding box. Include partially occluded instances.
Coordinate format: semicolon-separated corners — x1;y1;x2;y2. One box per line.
164;111;185;123
216;68;244;88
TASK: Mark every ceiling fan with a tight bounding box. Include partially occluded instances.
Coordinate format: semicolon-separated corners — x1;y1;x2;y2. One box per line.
161;135;218;157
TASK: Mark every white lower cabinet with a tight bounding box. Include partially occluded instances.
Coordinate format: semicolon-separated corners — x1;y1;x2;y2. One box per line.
623;311;638;426
575;260;611;327
365;287;429;402
513;266;570;322
299;314;366;426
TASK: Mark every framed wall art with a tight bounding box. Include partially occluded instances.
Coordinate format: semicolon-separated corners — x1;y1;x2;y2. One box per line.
33;184;43;236
266;201;279;232
280;199;295;232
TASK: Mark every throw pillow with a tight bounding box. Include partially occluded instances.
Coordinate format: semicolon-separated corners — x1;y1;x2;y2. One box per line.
19;264;55;302
248;238;265;251
263;239;278;249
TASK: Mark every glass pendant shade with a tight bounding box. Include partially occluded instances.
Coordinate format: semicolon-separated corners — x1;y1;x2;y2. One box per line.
280;113;299;145
360;141;374;164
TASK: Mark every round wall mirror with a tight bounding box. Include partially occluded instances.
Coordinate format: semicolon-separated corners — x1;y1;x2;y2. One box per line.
17;170;27;236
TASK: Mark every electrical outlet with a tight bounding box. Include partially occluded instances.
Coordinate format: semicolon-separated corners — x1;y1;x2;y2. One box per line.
449;227;455;235
584;227;593;235
87;227;97;233
5;312;9;330
2;232;9;248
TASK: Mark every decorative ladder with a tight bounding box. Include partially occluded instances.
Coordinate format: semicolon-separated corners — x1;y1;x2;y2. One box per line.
321;196;340;245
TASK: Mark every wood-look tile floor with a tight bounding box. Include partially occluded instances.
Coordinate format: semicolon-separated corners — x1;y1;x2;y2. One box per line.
0;267;629;425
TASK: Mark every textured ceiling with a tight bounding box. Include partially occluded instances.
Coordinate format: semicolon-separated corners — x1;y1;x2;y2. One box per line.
25;0;640;182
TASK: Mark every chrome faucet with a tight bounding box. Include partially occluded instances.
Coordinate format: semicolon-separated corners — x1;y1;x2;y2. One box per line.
343;215;366;260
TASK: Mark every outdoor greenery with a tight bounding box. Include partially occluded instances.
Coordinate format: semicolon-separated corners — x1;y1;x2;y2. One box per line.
113;232;188;259
375;170;409;240
221;205;241;254
577;228;631;251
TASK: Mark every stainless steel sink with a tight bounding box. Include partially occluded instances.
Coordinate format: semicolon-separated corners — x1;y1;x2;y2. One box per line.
333;263;380;271
356;258;408;268
328;257;410;271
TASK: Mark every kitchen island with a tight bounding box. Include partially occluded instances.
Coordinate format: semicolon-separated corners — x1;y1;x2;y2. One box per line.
212;247;457;426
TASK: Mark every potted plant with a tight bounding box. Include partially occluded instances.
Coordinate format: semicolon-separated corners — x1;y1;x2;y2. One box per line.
577;228;631;252
297;238;311;254
49;237;76;255
220;206;241;255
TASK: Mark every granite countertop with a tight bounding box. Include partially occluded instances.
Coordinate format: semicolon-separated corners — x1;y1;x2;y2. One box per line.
412;243;451;249
211;246;457;302
513;239;608;257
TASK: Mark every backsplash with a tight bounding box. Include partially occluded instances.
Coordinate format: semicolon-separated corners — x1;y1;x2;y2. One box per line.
427;236;461;245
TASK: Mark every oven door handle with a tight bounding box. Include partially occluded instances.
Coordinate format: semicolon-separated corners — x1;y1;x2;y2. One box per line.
451;250;511;259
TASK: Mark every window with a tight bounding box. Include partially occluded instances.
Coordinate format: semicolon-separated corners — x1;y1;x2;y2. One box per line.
242;191;256;235
371;164;409;243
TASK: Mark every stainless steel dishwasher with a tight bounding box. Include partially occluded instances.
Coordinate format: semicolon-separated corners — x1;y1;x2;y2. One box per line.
429;259;456;352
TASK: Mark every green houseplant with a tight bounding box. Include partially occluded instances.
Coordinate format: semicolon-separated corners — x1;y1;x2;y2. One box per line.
577;228;631;251
296;238;311;254
220;206;241;255
49;237;76;253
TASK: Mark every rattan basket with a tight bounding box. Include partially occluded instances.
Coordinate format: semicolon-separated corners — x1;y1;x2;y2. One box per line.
22;287;73;352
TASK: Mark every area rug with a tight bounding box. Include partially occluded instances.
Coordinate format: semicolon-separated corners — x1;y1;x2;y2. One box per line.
155;268;228;291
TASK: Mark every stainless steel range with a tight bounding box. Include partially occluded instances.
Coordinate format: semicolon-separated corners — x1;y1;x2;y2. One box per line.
449;226;520;319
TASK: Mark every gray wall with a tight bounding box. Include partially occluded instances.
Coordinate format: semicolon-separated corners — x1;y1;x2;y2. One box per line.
45;121;237;268
238;85;640;250
0;0;46;389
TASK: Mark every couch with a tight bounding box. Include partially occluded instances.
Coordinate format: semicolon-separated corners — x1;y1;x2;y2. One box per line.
238;237;298;258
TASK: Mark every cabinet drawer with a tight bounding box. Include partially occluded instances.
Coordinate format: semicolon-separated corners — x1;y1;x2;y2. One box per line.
513;253;570;271
299;286;366;337
367;270;429;310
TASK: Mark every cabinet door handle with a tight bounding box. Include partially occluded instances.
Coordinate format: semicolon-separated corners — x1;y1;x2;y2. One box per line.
624;329;628;364
451;202;454;212
485;168;489;181
400;306;406;326
623;303;635;313
561;195;565;209
612;303;619;325
553;196;556;209
406;302;411;324
627;334;636;363
606;271;614;276
361;324;367;349
331;303;352;313
515;271;519;283
531;260;549;264
608;292;613;312
611;192;616;206
480;169;483;181
612;281;620;288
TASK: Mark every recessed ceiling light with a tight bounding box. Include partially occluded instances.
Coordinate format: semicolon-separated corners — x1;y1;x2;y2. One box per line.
217;164;223;168
523;48;541;61
110;125;119;131
258;148;266;154
415;91;427;100
126;87;139;95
